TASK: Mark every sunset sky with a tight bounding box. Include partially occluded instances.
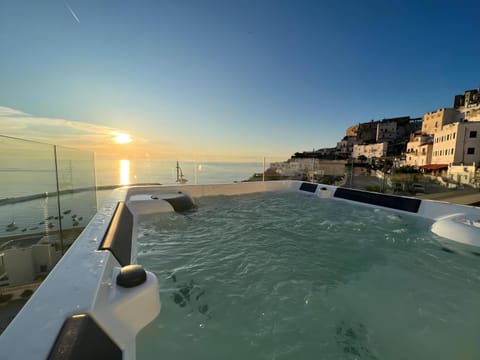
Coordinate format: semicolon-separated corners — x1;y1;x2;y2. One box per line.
1;0;479;161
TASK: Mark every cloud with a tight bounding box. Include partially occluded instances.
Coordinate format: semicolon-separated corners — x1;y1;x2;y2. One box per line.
0;106;134;151
0;106;30;117
0;105;185;159
0;106;256;161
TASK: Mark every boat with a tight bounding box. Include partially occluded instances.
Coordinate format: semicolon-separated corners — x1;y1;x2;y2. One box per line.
176;161;188;184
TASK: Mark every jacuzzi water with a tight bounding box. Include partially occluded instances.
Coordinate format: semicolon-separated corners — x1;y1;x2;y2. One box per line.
136;192;480;360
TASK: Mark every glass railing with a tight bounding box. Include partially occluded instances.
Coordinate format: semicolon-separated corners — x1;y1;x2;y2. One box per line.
2;139;479;334
261;156;480;206
92;155;480;207
0;135;96;333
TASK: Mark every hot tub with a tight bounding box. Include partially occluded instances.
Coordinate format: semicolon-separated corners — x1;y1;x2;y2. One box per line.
1;181;480;359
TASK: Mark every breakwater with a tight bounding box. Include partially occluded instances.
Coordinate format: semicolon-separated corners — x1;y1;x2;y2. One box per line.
0;183;161;206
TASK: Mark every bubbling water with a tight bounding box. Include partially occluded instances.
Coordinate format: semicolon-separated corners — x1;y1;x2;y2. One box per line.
137;192;480;360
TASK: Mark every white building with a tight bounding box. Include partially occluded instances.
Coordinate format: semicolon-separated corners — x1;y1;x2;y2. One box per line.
352;142;388;160
405;134;433;167
431;121;480;166
0;236;61;287
447;164;478;186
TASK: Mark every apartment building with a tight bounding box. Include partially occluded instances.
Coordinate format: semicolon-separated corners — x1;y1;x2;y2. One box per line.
405;133;433;167
336;136;357;158
431;121;480;166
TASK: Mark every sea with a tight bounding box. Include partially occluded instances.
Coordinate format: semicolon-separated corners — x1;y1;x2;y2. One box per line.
96;159;266;189
0;159;267;238
1;159;267;198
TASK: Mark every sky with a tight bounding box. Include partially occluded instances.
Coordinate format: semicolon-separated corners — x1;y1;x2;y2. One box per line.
1;0;479;161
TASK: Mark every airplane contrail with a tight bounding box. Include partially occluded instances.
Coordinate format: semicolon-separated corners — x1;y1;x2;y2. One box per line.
65;2;80;23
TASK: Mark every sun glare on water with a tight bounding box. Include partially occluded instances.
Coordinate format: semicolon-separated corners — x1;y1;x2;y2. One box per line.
119;159;131;185
113;132;132;144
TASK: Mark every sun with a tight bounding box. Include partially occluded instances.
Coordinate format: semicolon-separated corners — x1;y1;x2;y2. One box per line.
113;132;132;144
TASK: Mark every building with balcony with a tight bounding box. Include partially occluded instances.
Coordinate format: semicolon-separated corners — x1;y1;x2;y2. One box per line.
336;136;358;158
405;133;433;167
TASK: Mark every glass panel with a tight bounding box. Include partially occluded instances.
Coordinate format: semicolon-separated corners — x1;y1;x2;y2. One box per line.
179;160;268;185
55;145;97;253
0;136;96;334
94;156;283;188
0;136;58;332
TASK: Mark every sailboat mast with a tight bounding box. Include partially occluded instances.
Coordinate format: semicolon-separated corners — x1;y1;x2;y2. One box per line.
176;161;187;184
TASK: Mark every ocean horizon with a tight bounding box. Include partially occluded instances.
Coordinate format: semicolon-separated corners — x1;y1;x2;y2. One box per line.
0;159;268;238
1;159;268;199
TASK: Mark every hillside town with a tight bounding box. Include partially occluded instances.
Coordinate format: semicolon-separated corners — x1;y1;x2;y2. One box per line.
267;86;480;196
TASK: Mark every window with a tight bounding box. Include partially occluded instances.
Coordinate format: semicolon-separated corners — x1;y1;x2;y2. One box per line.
453;133;456;139
470;131;477;138
467;147;475;155
451;148;454;154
